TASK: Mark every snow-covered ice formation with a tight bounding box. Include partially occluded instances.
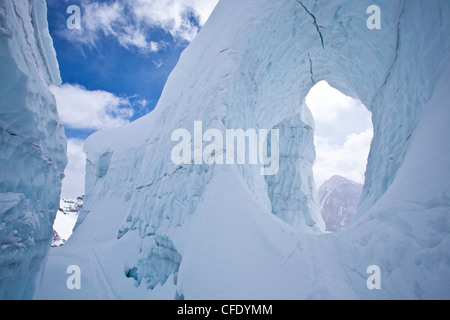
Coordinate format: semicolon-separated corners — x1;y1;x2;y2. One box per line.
318;176;363;232
36;0;450;299
0;0;66;299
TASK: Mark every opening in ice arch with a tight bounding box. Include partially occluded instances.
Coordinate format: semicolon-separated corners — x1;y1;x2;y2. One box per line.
306;81;373;232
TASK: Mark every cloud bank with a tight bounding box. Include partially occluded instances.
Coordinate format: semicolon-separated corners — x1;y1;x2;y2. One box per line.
51;84;134;131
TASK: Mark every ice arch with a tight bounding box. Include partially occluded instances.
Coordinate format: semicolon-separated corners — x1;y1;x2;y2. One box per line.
38;0;450;299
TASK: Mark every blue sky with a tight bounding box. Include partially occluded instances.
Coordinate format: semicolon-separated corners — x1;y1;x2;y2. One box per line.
48;0;372;199
47;0;217;141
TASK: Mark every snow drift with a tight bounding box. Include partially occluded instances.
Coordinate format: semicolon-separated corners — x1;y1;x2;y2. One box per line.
0;0;66;299
37;0;450;299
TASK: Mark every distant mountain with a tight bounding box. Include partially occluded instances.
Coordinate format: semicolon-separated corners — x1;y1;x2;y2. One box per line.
59;196;84;215
51;230;65;247
51;196;83;247
318;176;363;232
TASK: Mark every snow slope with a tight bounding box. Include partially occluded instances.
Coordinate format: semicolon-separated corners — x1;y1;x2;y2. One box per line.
37;0;450;299
0;0;66;299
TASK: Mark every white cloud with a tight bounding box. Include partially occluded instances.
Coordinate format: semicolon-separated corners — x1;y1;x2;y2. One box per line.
51;84;134;131
306;81;361;125
64;0;219;51
61;138;86;199
128;0;219;42
131;0;216;42
306;81;373;188
115;25;161;52
83;1;123;37
65;1;125;49
313;130;373;188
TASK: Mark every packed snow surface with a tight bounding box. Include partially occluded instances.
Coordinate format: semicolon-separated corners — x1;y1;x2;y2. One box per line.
36;0;450;299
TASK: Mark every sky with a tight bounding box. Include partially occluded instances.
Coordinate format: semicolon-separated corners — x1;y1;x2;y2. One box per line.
47;0;372;199
306;81;373;188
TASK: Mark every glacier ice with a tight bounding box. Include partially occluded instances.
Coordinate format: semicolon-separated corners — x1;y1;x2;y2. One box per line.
265;116;325;232
0;0;66;299
36;0;450;299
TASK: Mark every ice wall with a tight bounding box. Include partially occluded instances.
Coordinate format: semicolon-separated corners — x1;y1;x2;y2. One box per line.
38;0;450;299
265;115;325;232
0;0;66;299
